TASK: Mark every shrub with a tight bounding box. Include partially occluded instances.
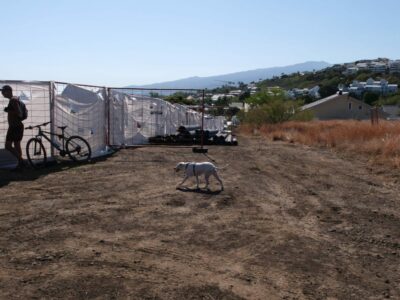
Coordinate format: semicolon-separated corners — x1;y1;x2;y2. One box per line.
291;110;314;121
242;97;310;125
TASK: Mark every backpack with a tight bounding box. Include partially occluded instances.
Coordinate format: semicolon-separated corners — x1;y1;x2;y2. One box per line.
18;98;28;121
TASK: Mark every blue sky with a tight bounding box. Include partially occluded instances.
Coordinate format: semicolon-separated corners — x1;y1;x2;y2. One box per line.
1;0;399;86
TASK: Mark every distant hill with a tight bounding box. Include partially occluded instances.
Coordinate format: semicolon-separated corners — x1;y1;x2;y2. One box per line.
127;61;331;89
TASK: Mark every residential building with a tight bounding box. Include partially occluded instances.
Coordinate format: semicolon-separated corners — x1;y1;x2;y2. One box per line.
211;94;235;101
349;78;398;96
249;87;259;95
389;60;400;73
381;105;400;120
229;102;249;112
290;88;309;98
301;92;372;120
343;67;359;75
356;62;369;70
228;90;242;97
244;83;259;95
332;64;343;70
368;62;387;73
286;86;320;99
308;85;321;99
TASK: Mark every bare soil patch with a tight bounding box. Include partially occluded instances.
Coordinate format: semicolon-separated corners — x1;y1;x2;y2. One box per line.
0;136;399;299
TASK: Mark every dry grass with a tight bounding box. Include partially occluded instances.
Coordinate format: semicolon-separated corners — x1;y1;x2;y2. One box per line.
240;120;400;167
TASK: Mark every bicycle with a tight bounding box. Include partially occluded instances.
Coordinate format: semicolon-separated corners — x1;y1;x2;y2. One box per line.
25;121;92;168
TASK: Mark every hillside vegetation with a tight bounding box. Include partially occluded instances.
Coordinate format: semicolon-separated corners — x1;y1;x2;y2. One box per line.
257;65;400;102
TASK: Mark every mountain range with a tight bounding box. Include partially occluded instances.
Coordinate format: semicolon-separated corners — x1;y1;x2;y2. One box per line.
127;61;331;90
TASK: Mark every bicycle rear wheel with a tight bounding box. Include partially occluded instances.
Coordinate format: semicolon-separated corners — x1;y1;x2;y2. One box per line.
66;136;91;162
26;138;47;168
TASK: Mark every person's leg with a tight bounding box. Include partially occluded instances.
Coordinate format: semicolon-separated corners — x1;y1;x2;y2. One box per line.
5;127;19;158
13;125;24;166
6;125;25;168
5;140;19;159
14;141;24;165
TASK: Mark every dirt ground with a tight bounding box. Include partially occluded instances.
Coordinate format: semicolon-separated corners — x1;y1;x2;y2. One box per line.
0;135;399;299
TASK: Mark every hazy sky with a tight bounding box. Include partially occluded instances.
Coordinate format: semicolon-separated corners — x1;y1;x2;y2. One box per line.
1;0;399;86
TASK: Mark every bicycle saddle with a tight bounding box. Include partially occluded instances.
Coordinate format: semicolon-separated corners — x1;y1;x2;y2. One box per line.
57;126;68;130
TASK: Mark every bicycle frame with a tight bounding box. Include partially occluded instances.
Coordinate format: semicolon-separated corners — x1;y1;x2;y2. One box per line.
26;121;92;168
34;126;68;153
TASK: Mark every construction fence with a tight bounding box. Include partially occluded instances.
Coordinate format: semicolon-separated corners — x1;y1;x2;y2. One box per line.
0;81;225;167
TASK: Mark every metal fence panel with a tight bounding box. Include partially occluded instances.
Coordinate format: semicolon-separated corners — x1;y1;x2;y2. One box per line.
109;88;206;146
0;81;51;167
53;82;108;157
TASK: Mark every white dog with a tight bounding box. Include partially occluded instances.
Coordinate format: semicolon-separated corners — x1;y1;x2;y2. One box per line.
175;162;224;191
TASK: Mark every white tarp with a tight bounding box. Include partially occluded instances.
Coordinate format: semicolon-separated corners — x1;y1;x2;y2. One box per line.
54;84;108;157
204;115;225;131
110;90;186;145
109;90;225;145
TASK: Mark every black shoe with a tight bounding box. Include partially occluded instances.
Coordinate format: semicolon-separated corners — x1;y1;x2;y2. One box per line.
11;165;23;172
20;161;29;168
13;161;27;171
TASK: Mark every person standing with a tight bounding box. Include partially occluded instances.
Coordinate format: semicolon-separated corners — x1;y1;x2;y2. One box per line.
2;85;25;169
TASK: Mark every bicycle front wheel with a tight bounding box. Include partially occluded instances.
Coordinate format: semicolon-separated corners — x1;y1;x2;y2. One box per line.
66;136;92;162
26;138;47;168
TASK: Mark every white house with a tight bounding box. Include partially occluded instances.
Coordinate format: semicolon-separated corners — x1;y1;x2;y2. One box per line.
308;85;321;99
211;94;235;101
349;78;398;96
229;102;249;112
368;62;387;73
356;62;369;70
289;88;309;98
343;67;359;75
228;90;242;97
286;86;320;99
389;60;400;74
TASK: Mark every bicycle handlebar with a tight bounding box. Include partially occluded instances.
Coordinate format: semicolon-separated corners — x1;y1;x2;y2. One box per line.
25;121;51;130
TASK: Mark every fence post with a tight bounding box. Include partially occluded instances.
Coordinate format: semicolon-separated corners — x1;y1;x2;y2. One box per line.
201;89;205;149
370;107;374;125
105;87;111;147
49;81;55;158
370;106;379;125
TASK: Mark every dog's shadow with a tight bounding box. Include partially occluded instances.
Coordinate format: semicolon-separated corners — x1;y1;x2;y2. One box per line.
176;186;222;195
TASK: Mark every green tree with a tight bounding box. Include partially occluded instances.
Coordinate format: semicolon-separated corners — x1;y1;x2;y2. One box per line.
319;85;338;98
237;81;247;90
363;92;380;106
165;92;195;105
377;93;400;106
245;89;285;107
245;91;271;107
149;92;160;98
239;90;250;101
242;96;310;125
226;107;240;119
298;95;314;104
